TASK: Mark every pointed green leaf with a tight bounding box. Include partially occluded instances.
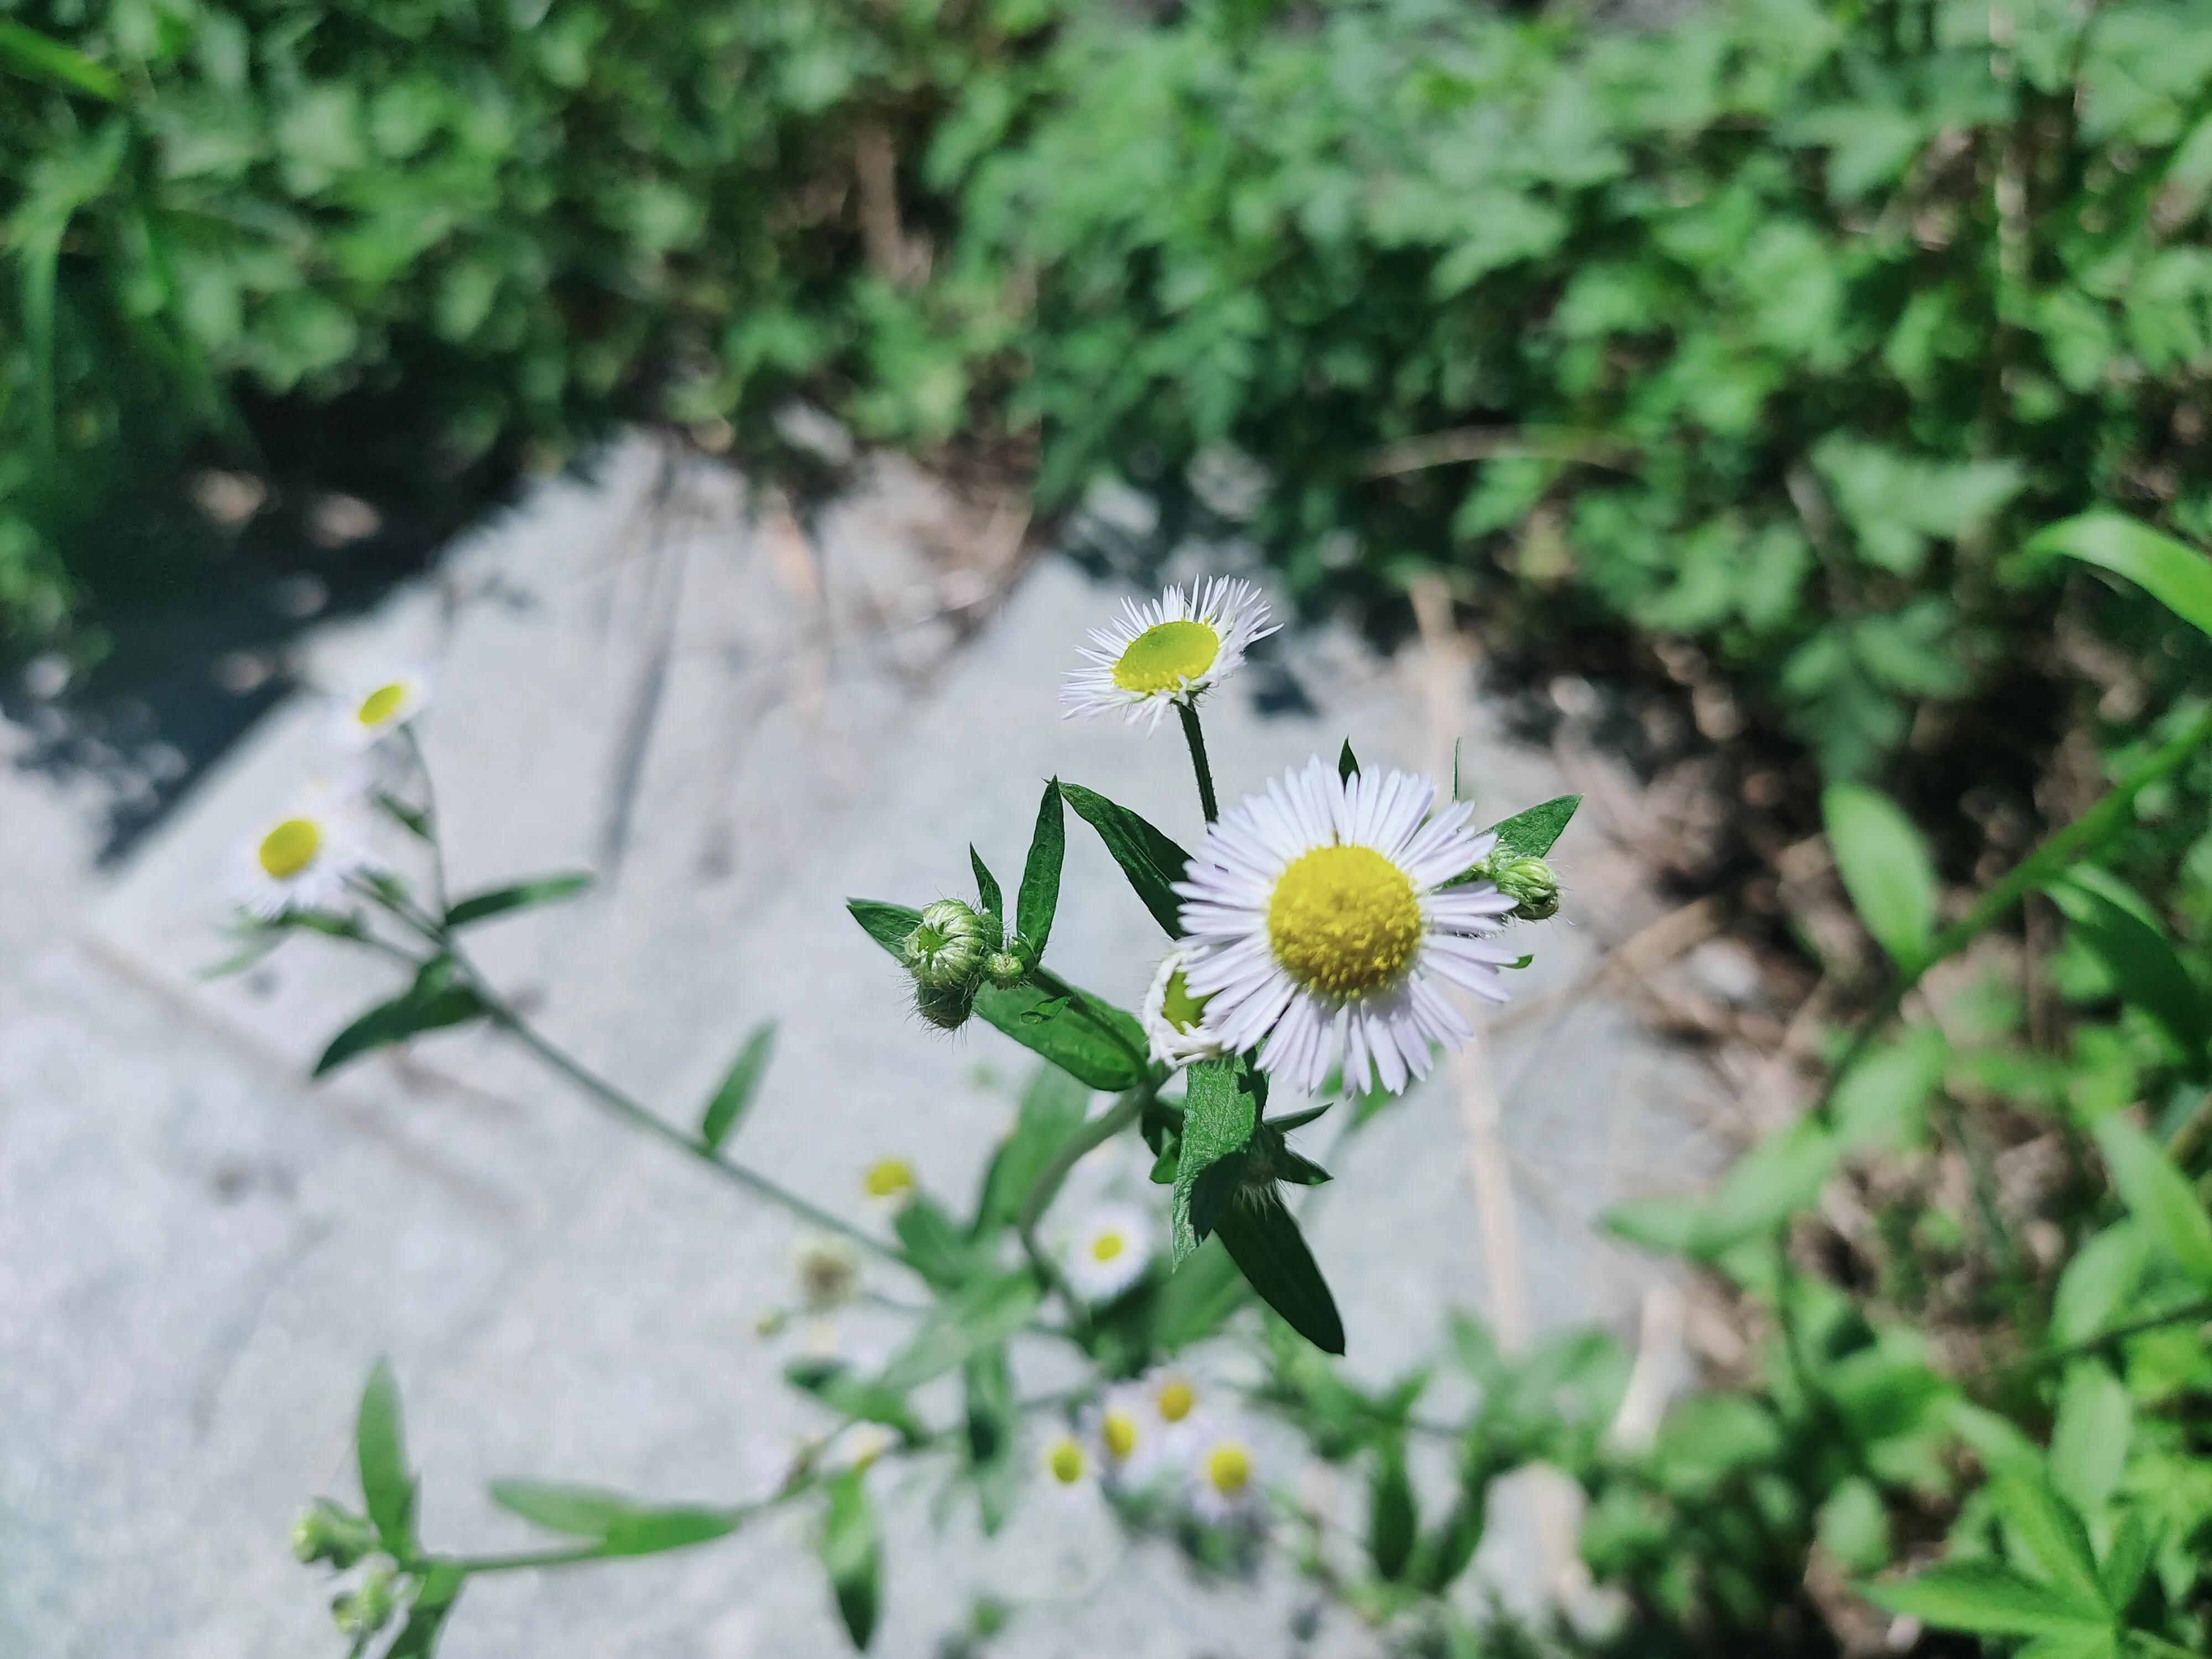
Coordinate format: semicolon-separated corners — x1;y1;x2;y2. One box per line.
0;22;123;100
877;1271;1042;1394
382;1564;462;1659
2049;1362;2131;1519
1215;1188;1345;1354
375;792;432;841
1823;784;1938;972
1989;1472;2105;1607
2095;1115;2212;1288
488;1481;738;1556
893;1196;974;1291
1480;794;1582;863
445;873;594;930
961;1348;1019;1537
783;1359;925;1442
969;847;1003;922
1368;1437;1417;1581
972;1067;1089;1236
1869;1559;2112;1636
2047;868;2212;1073
315;958;488;1077
1015;780;1065;957
1338;740;1359;781
1061;783;1190;936
357;1358;416;1557
700;1021;776;1153
1152;1234;1247;1350
2049;1224;2151;1348
1818;1478;1892;1574
821;1468;879;1649
2027;513;2212;640
1171;1058;1259;1262
2100;1511;2152;1611
1833;1026;1947;1151
847;899;918;955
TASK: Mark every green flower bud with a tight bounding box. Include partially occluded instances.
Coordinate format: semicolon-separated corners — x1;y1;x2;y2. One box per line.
291;1498;376;1568
902;899;990;991
914;977;978;1031
983;948;1029;989
332;1562;397;1638
1492;855;1560;921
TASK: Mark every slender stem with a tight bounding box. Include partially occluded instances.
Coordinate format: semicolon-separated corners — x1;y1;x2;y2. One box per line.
2030;1296;2212;1373
401;724;451;920
1176;699;1219;824
1016;1089;1150;1237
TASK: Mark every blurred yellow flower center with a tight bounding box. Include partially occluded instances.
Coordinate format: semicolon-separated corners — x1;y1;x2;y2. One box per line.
257;817;322;879
1156;1379;1194;1422
1160;967;1210;1032
863;1157;914;1199
1047;1437;1086;1484
1112;620;1219;695
355;682;408;727
1089;1230;1126;1263
1267;844;1421;995
1205;1442;1251;1496
1102;1410;1138;1461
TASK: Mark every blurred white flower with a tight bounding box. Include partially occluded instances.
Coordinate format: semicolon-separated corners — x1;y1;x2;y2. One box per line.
333;669;431;748
235;782;376;919
792;1233;860;1316
860;1155;916;1211
1188;1427;1260;1524
1060;577;1276;733
1063;1205;1153;1305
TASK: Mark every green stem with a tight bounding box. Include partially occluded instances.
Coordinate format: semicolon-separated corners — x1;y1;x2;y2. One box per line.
1177;699;1219;825
1013;1086;1152;1333
2030;1296;2212;1373
401;724;452;920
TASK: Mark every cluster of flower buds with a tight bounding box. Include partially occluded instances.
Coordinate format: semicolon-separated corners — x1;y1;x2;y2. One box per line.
330;1561;398;1640
1483;854;1561;922
899;898;1035;1030
290;1498;379;1569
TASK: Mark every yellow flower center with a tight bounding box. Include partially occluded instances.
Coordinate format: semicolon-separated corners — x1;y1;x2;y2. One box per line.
863;1157;915;1200
1156;1379;1195;1422
1205;1442;1251;1496
355;682;409;727
1112;619;1220;695
1090;1230;1126;1264
257;817;323;879
1102;1410;1139;1462
1266;844;1422;996
1160;967;1210;1032
1046;1437;1086;1484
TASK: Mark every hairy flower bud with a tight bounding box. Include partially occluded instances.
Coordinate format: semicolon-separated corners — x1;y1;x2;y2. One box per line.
291;1498;376;1568
1491;855;1561;921
983;948;1029;989
913;977;978;1031
902;899;990;990
332;1563;397;1637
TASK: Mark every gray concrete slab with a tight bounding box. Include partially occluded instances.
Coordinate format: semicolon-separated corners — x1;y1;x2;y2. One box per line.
0;435;1727;1658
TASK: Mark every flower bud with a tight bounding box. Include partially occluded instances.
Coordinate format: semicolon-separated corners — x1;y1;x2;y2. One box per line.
902;899;990;991
332;1562;397;1637
983;948;1029;989
291;1498;376;1568
913;977;978;1031
1491;855;1560;921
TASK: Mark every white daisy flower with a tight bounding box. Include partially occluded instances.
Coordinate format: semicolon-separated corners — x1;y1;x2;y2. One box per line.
235;782;377;920
1187;1428;1260;1523
1060;577;1277;733
1142;947;1228;1067
1091;1384;1159;1482
1040;1432;1092;1490
1174;758;1523;1097
1146;1371;1204;1459
333;669;431;748
859;1155;916;1211
1064;1205;1154;1305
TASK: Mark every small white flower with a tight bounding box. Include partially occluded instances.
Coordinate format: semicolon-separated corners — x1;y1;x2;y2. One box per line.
1060;577;1277;733
332;669;431;748
1040;1431;1091;1490
1175;758;1522;1097
235;782;376;919
1142;947;1229;1068
1091;1384;1160;1483
1187;1428;1260;1523
1145;1371;1204;1459
859;1155;916;1211
1064;1206;1154;1305
792;1233;861;1315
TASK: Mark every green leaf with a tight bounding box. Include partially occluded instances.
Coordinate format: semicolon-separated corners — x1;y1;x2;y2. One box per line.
1688;1119;1840;1256
2027;513;2212;641
2049;1224;2151;1348
821;1468;880;1649
699;1021;776;1153
1412;1483;1488;1594
1215;1188;1345;1355
1339;740;1360;781
383;1564;462;1659
877;1271;1042;1394
1823;784;1939;972
376;793;432;841
488;1481;737;1556
445;873;593;929
2046;868;2212;1073
1479;795;1581;863
893;1197;974;1291
2100;1511;2153;1611
2095;1116;2212;1289
1015;779;1065;957
1832;1026;1947;1151
1152;1234;1247;1350
1818;1478;1892;1574
847;899;919;956
1368;1437;1417;1581
2048;1363;2131;1519
0;22;123;100
1989;1471;2105;1607
1172;1058;1260;1261
315;958;488;1076
962;1348;1019;1537
1870;1559;2112;1637
969;847;1003;921
972;1066;1089;1236
1061;783;1191;936
783;1359;925;1442
357;1358;416;1557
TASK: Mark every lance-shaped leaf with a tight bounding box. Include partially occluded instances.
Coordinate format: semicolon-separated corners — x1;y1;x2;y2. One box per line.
1867;1559;2111;1637
1339;740;1360;780
876;1271;1042;1393
1171;1058;1260;1262
315;958;488;1076
357;1358;416;1557
1823;784;1938;973
969;847;1003;922
961;1348;1019;1536
2095;1115;2212;1288
2027;512;2212;640
488;1481;738;1555
1152;1234;1246;1350
893;1196;974;1291
1480;794;1581;862
784;1359;925;1442
1215;1187;1346;1354
0;21;123;100
821;1468;880;1649
699;1021;777;1152
445;872;594;929
972;1066;1089;1236
2046;867;2212;1074
1061;783;1190;936
1368;1436;1417;1582
1015;779;1066;956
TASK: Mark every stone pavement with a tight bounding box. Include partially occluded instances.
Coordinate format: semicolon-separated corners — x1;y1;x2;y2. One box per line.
0;435;1729;1658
